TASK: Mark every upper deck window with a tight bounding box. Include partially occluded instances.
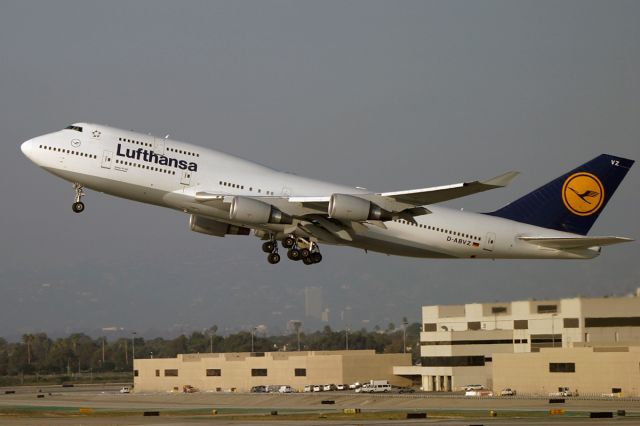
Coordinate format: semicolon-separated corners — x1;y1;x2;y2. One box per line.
65;125;83;132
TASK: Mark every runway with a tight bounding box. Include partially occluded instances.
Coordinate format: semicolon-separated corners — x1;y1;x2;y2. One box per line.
0;385;638;425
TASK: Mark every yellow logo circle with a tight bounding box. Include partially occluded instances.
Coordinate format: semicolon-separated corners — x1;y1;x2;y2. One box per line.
561;172;604;216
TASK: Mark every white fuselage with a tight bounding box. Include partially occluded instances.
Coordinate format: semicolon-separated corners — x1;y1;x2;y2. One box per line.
21;123;599;260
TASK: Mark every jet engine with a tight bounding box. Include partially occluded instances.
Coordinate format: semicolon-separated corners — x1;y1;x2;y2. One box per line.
328;194;391;221
229;196;292;224
189;214;250;237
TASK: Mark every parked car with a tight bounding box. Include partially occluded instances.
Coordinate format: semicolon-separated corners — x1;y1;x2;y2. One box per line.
464;384;484;391
250;385;267;393
500;388;516;396
398;387;416;394
278;385;294;393
349;382;362;389
323;384;337;391
336;384;348;391
549;387;576;397
119;387;131;394
312;385;322;392
303;385;313;393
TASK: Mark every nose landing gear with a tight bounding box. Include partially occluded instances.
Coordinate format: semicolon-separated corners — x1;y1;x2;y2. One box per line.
72;183;85;213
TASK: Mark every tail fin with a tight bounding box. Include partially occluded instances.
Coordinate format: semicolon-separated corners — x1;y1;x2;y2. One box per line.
487;154;634;235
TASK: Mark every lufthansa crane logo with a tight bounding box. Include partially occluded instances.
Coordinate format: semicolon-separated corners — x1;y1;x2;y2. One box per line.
561;172;604;216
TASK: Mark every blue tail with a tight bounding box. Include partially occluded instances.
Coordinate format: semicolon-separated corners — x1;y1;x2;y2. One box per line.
487;154;634;235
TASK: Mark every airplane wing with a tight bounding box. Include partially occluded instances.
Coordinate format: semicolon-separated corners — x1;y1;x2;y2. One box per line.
190;171;520;243
518;236;634;249
379;171;520;206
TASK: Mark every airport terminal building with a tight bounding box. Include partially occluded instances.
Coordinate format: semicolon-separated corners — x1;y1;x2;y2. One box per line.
394;291;640;394
134;350;411;393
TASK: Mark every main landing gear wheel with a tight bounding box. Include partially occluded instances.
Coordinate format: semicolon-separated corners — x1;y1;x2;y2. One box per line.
282;236;296;249
287;248;301;261
311;252;322;263
262;241;276;253
72;183;85;214
300;248;311;258
72;202;85;213
263;236;280;264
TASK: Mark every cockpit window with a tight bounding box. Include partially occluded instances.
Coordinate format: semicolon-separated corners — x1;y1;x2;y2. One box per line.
65;125;83;132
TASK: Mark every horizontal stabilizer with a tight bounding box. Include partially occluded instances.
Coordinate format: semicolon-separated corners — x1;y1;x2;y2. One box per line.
518;236;633;249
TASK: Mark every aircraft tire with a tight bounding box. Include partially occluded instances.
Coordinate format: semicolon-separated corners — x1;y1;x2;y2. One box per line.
268;253;281;264
303;256;314;265
300;248;311;258
287;249;301;261
262;241;275;253
282;236;296;249
72;202;85;213
311;252;322;263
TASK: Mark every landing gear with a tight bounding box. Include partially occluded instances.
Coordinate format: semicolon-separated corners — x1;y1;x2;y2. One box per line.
72;202;85;213
284;235;322;265
282;236;296;249
287;248;301;261
262;234;323;265
72;183;85;213
263;236;280;264
262;241;276;253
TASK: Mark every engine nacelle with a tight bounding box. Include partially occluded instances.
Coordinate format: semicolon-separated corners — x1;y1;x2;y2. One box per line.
229;196;292;224
189;214;250;237
328;194;391;221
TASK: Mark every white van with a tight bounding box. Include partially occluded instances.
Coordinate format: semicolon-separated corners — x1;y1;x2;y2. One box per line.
357;383;391;393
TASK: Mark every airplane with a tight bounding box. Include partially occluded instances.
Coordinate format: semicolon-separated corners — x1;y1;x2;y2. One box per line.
20;123;634;265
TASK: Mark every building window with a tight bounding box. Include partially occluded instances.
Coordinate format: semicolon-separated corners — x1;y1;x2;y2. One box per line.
155;370;160;377
537;304;558;313
421;356;485;367
514;320;528;330
251;369;267;377
549;363;575;373
467;321;481;331
491;306;507;314
294;368;306;377
134;370;139;377
584;317;640;327
206;369;222;377
424;323;437;332
164;369;178;377
563;318;579;328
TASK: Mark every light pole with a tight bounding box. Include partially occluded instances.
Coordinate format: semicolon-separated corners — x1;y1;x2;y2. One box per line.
132;332;137;364
251;327;256;353
402;318;409;354
551;314;557;348
208;325;218;354
345;327;349;350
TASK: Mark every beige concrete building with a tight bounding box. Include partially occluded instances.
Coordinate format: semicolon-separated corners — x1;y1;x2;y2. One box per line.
493;345;640;396
134;350;411;393
394;291;640;392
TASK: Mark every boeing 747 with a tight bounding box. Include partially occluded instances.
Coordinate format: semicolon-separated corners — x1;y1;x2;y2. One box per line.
21;123;634;265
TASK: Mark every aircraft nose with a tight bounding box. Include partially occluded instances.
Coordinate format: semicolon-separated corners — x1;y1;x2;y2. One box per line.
21;138;34;158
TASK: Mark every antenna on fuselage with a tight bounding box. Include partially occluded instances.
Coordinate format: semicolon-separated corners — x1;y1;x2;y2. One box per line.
164;134;170;139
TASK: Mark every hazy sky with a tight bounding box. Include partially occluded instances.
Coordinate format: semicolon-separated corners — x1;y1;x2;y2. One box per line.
1;1;638;340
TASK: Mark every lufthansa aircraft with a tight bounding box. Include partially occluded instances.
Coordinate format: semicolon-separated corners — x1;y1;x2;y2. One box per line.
21;123;634;265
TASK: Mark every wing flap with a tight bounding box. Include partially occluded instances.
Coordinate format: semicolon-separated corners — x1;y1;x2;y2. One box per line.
518;236;634;249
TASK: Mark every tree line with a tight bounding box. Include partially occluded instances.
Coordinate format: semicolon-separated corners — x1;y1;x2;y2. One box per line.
0;323;421;377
